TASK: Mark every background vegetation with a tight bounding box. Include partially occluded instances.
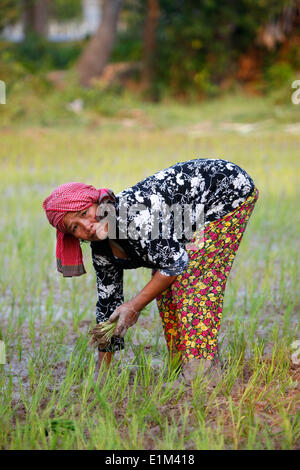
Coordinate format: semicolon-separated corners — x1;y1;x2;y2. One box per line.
1;0;300;103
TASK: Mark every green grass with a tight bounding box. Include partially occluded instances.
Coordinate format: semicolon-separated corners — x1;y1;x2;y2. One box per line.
0;93;299;449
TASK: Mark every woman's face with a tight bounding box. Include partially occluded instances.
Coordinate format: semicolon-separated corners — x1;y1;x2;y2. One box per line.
63;203;108;241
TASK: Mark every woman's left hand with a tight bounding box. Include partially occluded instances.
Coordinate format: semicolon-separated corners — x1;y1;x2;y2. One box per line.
108;302;140;338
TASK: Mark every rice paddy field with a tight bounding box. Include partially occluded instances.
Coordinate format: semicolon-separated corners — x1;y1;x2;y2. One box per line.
0;93;299;450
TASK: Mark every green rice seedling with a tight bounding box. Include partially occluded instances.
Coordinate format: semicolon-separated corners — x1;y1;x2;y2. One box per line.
221;352;245;395
228;396;246;450
282;302;297;339
89;320;118;350
250;339;267;371
29;373;51;414
121;414;146;450
260;425;277;450
87;415;123;450
44;291;54;327
16;338;23;362
278;406;300;450
93;384;117;426
244;418;261;450
28;314;36;352
133;346;155;388
178;406;191;448
109;360;131;404
157;418;179;450
79;355;95;409
191;412;225;450
158;409;190;450
45;418;76;436
151;371;184;406
54;356;77;413
191;378;211;415
158;381;185;407
94;357;121;395
72;303;89;333
125;373;143;417
0;387;13;439
27;357;37;393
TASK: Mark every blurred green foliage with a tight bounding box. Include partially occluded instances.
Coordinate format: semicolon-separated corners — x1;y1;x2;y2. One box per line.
1;34;83;72
111;30;143;63
49;0;82;21
0;0;299;103
265;62;295;89
119;0;299;98
0;0;22;32
1;0;82;32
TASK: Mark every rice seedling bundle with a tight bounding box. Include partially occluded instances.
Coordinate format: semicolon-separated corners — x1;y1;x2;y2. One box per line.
89;320;118;349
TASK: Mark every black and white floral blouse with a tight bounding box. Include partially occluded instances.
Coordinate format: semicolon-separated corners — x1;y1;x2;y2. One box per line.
91;158;255;352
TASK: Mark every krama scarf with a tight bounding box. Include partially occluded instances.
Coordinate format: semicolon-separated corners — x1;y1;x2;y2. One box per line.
43;182;115;277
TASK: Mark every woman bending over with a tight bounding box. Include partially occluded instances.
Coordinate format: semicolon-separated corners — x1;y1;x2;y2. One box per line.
43;158;259;383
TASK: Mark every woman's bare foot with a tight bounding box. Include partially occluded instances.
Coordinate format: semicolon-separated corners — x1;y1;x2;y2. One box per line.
182;358;222;387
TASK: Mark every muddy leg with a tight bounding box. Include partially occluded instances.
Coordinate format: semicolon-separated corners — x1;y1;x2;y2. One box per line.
94;351;113;383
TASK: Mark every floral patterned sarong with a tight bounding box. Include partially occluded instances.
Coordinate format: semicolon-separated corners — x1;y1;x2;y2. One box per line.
154;187;259;363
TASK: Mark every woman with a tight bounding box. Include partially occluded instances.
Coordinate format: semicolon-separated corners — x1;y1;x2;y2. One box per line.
43;158;259;383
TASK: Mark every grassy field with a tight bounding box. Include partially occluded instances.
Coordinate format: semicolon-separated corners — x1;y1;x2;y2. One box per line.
0;93;299;449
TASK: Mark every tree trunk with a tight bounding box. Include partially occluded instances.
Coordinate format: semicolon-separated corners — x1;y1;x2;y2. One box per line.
141;0;160;94
23;0;49;37
77;0;123;87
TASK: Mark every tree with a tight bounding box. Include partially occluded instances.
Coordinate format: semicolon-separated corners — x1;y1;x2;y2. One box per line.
22;0;82;38
141;0;160;95
77;0;124;87
23;0;49;37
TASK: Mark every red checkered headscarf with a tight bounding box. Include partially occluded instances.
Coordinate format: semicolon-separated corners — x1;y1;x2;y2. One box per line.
43;183;115;277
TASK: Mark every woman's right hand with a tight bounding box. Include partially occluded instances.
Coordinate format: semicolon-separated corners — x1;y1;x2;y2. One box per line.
108;301;140;338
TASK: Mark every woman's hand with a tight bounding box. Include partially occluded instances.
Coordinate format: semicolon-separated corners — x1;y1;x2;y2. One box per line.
108;271;176;338
108;302;140;338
